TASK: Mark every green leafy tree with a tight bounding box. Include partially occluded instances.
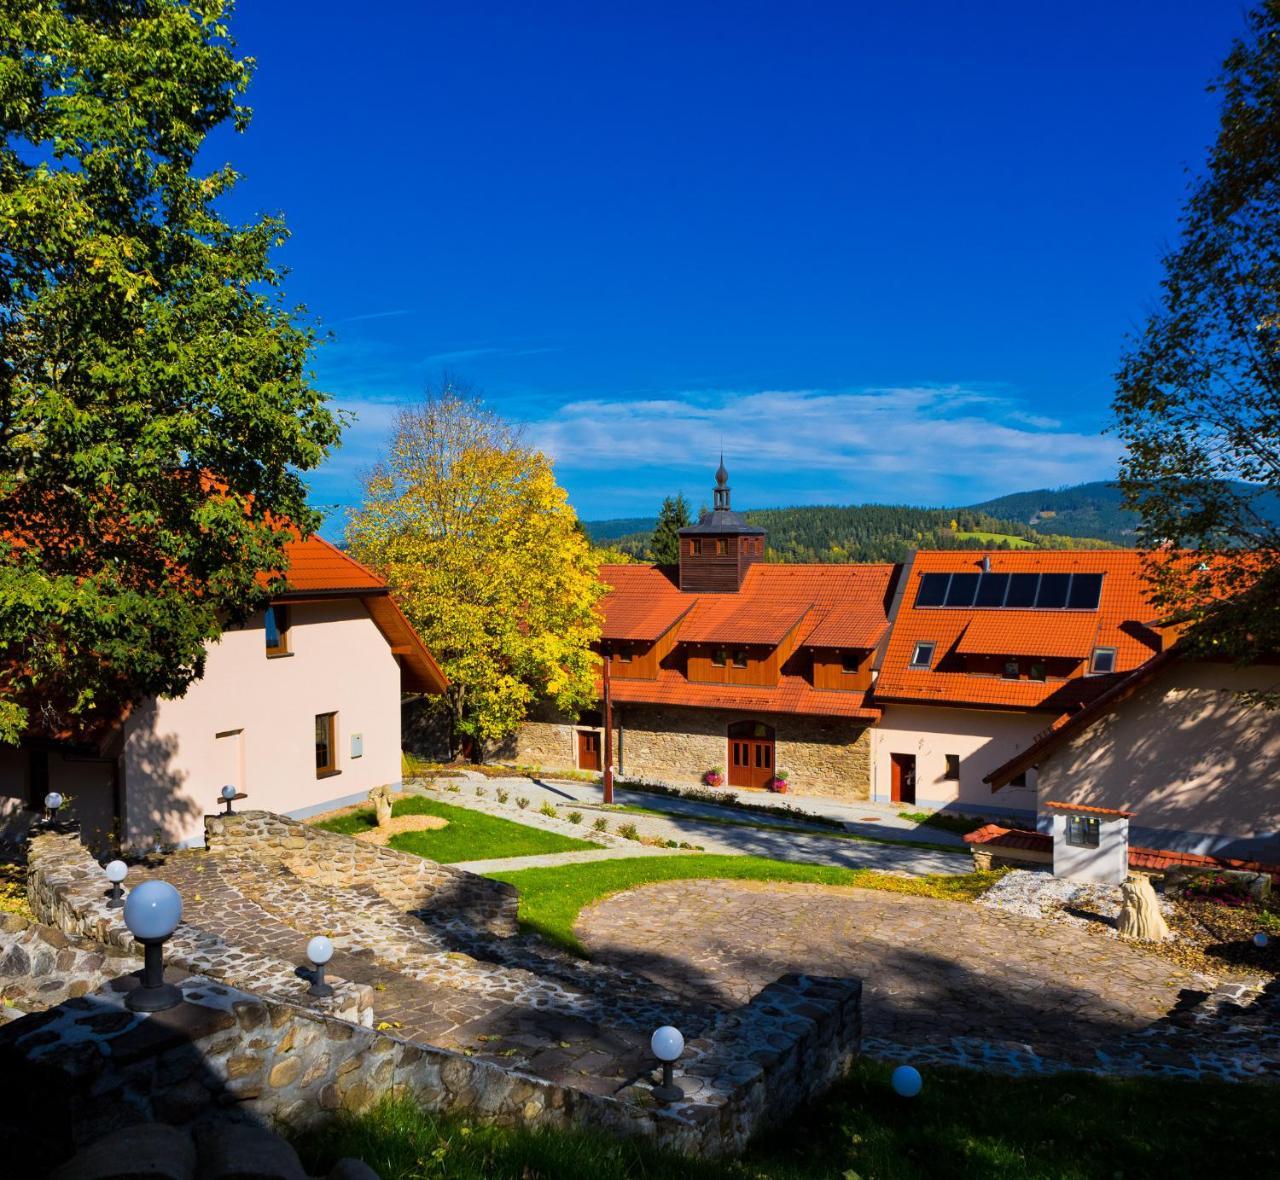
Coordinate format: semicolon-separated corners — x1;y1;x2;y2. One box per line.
1114;2;1280;664
0;1;342;743
346;383;603;758
648;493;691;564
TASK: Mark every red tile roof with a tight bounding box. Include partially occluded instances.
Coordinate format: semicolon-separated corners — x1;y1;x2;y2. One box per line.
1042;800;1135;818
596;562;895;720
875;550;1165;711
963;824;1052;854
955;610;1100;659
274;535;387;594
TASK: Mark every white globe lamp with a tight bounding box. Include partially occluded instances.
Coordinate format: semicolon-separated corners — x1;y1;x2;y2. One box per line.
650;1025;685;1103
219;783;240;815
104;859;128;909
891;1064;923;1098
307;935;335;997
1254;932;1270;949
122;879;184;1012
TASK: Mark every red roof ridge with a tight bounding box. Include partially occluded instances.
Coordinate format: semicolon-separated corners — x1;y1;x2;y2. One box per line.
1042;800;1135;818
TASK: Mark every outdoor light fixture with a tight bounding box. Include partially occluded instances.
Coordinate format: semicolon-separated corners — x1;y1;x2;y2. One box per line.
307;935;334;997
43;791;63;825
104;860;128;909
123;879;184;1013
220;784;239;815
891;1065;923;1097
650;1025;685;1104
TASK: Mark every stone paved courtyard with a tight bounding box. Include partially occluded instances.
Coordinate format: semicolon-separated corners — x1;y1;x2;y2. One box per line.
577;879;1280;1081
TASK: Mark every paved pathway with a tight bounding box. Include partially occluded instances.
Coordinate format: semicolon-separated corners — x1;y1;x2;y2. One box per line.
457;845;693;873
576;878;1280;1082
415;778;970;877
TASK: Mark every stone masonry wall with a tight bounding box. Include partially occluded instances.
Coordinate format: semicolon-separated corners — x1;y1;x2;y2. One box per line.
514;704;872;801
26;831;373;1027
0;912;138;1016
204;810;518;937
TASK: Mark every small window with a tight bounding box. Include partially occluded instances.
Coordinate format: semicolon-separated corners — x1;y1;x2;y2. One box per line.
841;653;860;674
690;539;702;556
315;712;337;776
715;538;727;555
1091;647;1117;675
944;753;960;781
1066;815;1101;847
711;648;728;667
1002;659;1020;679
1010;769;1028;788
732;649;749;668
265;605;290;656
616;647;632;664
1028;661;1047;682
909;641;935;669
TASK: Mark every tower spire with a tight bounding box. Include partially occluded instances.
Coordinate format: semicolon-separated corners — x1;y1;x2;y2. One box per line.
714;452;730;511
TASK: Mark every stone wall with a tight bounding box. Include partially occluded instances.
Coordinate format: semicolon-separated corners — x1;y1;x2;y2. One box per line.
0;968;860;1163
204;810;518;937
512;703;872;801
0;912;137;1015
26;831;373;1027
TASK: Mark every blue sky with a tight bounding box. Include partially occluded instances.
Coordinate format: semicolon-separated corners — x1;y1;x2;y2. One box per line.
210;2;1247;531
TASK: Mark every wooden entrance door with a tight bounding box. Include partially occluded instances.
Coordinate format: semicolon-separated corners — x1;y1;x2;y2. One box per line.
728;721;776;789
890;753;916;804
577;730;601;771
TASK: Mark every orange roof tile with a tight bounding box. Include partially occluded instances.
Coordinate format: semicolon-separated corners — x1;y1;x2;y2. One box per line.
955;611;1100;659
962;824;1052;854
598;565;693;642
274;534;386;594
1041;800;1135;818
875;550;1164;712
608;667;882;721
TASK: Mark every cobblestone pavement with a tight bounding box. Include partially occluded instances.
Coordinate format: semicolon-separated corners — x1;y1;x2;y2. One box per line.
132;850;712;1098
576;879;1280;1082
414;779;969;876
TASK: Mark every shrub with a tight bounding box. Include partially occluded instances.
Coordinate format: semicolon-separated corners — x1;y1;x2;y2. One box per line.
618;822;640;841
445;784;461;793
539;802;558;819
592;817;609;833
474;786;486;798
567;810;583;824
516;796;530;810
496;789;509;804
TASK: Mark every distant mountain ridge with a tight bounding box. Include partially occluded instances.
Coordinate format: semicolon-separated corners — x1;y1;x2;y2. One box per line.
582;479;1280;562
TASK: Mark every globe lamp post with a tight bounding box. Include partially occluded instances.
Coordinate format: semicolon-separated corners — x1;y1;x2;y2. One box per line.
104;860;128;909
307;935;335;998
43;791;63;826
220;784;238;815
123;879;184;1013
650;1025;685;1104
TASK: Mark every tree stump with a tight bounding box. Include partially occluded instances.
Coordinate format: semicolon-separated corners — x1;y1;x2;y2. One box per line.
1117;874;1171;942
369;785;393;828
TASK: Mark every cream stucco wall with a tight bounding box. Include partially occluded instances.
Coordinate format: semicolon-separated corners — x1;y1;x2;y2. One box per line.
1036;662;1280;857
872;704;1044;818
121;599;403;849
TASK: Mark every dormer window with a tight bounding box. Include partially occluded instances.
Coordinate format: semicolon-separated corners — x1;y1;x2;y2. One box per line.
1091;647;1117;674
1002;659;1020;679
1028;661;1047;682
732;649;749;668
909;641;935;669
617;647;632;664
712;647;728;667
265;605;290;656
841;653;860;674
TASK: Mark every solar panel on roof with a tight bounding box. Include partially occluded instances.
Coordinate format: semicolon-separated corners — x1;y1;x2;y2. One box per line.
914;571;1106;611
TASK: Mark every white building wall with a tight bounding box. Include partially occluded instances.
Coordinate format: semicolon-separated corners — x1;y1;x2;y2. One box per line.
122;599;403;849
871;703;1045;819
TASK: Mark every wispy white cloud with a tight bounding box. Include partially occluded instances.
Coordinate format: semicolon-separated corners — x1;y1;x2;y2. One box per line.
335;308;414;324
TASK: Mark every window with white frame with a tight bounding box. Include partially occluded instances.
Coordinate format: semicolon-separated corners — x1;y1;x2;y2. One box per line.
909;641;935;669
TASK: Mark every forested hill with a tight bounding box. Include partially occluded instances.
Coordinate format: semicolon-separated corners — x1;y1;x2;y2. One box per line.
586;503;1111;564
966;482;1139;544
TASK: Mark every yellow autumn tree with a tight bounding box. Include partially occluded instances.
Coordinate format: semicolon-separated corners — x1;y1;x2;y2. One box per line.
347;385;604;756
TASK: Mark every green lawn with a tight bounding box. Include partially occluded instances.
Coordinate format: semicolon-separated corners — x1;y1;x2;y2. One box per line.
953;530;1035;548
487;854;1000;955
291;1060;1279;1179
311;797;601;864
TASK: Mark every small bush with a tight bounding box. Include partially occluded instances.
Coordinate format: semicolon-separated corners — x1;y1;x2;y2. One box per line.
665;838;679;848
539;802;558;819
516;796;530;810
474;786;486;798
592;817;609;833
567;810;583;824
496;789;509;804
618;822;640;841
445;784;460;793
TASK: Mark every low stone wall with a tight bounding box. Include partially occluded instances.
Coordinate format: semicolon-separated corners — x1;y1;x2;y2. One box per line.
25;831;373;1027
0;966;860;1164
0;912;138;1016
204;810;519;936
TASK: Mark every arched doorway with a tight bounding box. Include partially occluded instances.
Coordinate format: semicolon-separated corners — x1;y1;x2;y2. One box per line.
728;720;776;789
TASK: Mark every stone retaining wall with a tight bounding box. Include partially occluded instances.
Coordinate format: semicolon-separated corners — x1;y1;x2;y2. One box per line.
25;832;373;1027
0;912;137;1016
205;811;518;937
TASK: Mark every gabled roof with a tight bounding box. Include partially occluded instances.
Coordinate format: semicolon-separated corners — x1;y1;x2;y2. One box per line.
875;550;1163;711
275;535;387;595
598;564;694;643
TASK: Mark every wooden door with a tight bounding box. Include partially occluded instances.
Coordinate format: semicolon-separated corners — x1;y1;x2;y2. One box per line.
577;730;601;771
728;722;775;789
890;753;916;804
